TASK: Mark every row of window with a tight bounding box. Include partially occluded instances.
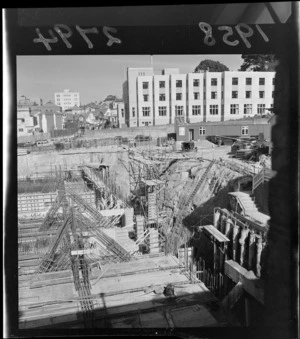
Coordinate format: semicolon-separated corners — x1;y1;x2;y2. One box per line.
142;77;275;89
142;91;274;102
197;126;249;136
131;104;269;117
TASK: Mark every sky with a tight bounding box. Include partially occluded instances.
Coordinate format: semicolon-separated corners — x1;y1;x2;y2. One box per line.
17;55;243;105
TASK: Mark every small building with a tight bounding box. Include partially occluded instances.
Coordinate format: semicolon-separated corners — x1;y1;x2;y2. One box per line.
17;107;40;137
175;116;274;142
116;101;126;128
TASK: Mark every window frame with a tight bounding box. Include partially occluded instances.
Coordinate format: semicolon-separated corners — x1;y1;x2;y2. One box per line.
211;78;218;86
176;93;182;101
211;91;217;99
176;80;182;88
159;81;165;88
241;126;249;135
244;104;252;115
232;77;239;85
230;104;239;115
192;105;201;116
199;127;206;135
142;107;151;117
209;104;219;115
232;91;238;99
158;106;167;116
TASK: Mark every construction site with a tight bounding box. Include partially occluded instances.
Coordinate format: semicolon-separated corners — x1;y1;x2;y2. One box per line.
17;126;275;329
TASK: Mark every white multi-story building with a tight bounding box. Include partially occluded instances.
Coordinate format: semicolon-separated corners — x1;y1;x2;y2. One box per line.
54;89;80;112
122;68;275;127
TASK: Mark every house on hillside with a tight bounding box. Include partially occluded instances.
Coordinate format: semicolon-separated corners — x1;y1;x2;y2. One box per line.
116;100;126;128
36;101;63;133
17;107;40;137
64;105;85;115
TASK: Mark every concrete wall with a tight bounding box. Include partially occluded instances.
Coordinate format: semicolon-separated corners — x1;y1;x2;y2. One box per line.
84;124;174;139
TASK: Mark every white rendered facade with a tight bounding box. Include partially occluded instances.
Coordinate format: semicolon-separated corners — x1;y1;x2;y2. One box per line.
123;68;275;127
54;89;80;112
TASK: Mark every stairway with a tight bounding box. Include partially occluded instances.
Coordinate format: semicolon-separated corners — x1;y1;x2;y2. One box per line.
229;191;270;225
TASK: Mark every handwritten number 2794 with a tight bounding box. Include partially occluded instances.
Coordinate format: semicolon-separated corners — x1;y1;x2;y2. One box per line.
33;25;121;51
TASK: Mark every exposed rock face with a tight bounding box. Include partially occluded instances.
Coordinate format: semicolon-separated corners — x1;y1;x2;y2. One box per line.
161;160;243;254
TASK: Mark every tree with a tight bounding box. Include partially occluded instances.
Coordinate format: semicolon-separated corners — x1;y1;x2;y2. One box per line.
104;95;117;102
239;54;278;71
194;59;229;73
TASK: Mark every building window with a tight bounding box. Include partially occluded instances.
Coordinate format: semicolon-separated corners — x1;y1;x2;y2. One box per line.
132;107;135;117
176;80;182;88
272;78;275;85
272;91;275;98
232;77;238;85
259;91;265;98
159;81;165;88
193;79;200;86
194;92;200;100
232;91;238;99
176;93;182;100
143;95;149;102
246;91;252;99
211;78;217;86
175;105;184;116
259;78;265;85
18;128;24;132
158;106;167;116
209;105;219;115
257;104;265;114
139;72;145;76
211;91;217;99
142;107;150;117
244;104;252;115
230;104;239;114
199;127;206;135
192;105;201;115
142;82;149;89
241;126;249;135
159;94;166;101
246;78;252;85
121;109;124;118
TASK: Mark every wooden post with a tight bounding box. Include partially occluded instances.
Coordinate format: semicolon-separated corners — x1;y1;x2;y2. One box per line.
256;235;263;278
239;228;249;267
245;297;250;327
248;230;256;271
232;224;240;262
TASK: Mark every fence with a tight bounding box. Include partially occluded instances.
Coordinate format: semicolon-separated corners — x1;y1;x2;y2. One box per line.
83;124;174;139
195;257;226;299
17;128;79;144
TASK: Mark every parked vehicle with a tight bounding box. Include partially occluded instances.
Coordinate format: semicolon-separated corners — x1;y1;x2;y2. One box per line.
114;136;123;145
18;141;36;148
135;135;152;142
122;137;129;144
17;148;30;156
36;140;54;147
